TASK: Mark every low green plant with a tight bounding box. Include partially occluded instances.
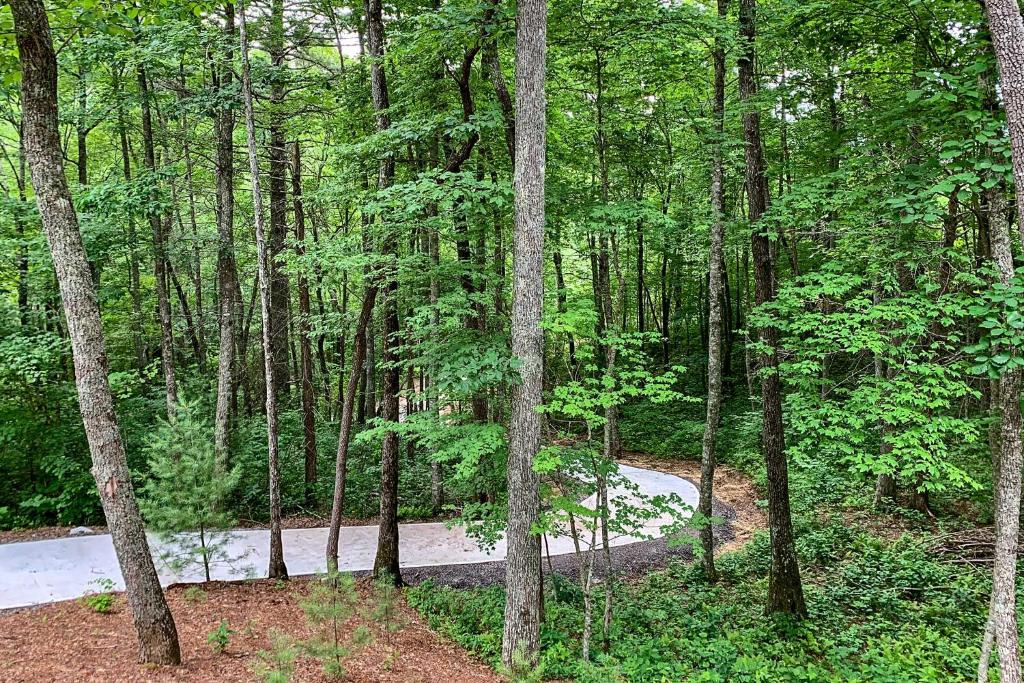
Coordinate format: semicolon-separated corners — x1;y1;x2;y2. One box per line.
78;577;116;614
207;619;234;653
183;585;207;603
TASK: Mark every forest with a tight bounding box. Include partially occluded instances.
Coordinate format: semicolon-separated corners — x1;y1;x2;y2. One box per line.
4;0;1024;680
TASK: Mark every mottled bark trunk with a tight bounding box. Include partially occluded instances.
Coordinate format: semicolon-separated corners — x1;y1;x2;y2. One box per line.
267;0;291;401
699;0;729;583
11;0;181;663
365;0;402;585
982;5;1024;677
214;2;238;469
292;142;318;505
738;0;806;618
502;0;545;667
240;0;287;580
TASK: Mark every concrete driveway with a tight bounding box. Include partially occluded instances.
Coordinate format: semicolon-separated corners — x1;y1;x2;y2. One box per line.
0;463;697;609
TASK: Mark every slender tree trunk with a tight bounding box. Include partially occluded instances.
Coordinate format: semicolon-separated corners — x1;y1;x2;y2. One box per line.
365;0;402;585
76;61;88;186
327;285;378;571
113;72;146;371
240;0;287;580
738;0;806;617
137;64;177;420
11;0;181;663
13;124;29;328
214;2;238;469
428;210;444;512
267;0;291;400
502;0;545;667
699;0;729;583
292;142;318;506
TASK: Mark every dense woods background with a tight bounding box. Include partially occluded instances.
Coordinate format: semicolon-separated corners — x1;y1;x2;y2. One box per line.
6;0;1024;679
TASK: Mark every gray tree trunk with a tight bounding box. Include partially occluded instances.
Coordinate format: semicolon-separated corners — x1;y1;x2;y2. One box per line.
10;0;181;663
501;0;546;668
240;0;288;580
699;0;729;584
214;2;238;469
267;0;291;401
981;3;1024;678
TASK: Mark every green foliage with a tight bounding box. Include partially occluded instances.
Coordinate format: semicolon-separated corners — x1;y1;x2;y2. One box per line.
78;578;116;614
207;619;234;654
298;572;371;678
411;526;990;683
370;572;406;645
254;630;299;683
138;400;241;580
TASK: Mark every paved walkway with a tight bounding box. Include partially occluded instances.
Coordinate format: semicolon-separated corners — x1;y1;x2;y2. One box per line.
0;464;697;609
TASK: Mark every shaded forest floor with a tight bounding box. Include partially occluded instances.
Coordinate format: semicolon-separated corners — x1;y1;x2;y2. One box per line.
0;578;501;683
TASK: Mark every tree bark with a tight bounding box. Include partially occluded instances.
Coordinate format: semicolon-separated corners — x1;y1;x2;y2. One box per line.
365;0;402;585
267;0;291;401
137;63;177;420
738;0;806;617
978;7;1024;675
699;0;729;584
11;0;181;663
502;0;545;668
240;0;288;580
214;2;239;469
327;285;378;571
292;142;318;506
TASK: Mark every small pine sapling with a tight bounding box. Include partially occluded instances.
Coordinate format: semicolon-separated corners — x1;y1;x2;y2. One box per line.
299;571;371;678
370;571;407;646
255;630;298;683
139;399;243;582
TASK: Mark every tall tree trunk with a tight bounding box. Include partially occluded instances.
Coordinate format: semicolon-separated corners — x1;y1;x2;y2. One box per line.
738;0;806;617
978;6;1024;676
113;71;147;371
292;142;318;506
11;0;181;663
502;0;545;667
699;0;729;584
365;0;402;585
137;64;177;420
214;2;238;469
76;60;88;186
268;0;291;400
14;123;29;328
240;0;287;580
327;285;378;571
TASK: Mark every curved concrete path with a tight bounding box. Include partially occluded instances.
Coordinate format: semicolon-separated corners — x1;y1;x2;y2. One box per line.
0;464;697;610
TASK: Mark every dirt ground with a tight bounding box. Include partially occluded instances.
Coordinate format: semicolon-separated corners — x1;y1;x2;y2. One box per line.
618;451;767;555
0;579;500;683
